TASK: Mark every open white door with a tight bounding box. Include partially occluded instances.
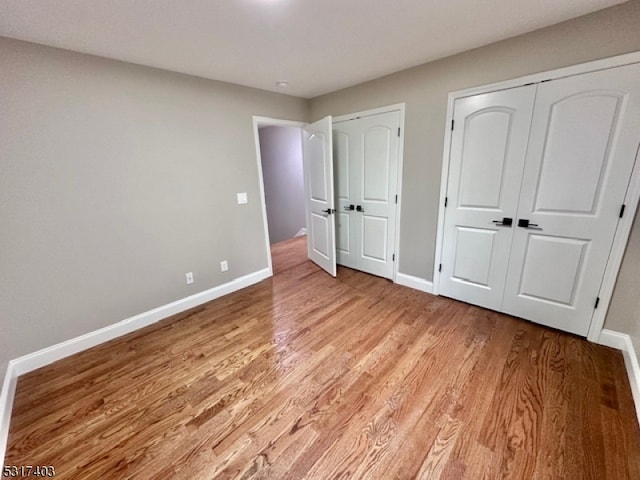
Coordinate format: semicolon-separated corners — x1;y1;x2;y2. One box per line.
303;116;336;276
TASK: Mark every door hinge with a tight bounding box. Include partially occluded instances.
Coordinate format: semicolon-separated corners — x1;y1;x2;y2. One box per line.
397;127;401;137
444;197;448;207
595;297;600;309
439;264;442;273
392;253;396;262
451;119;455;131
619;204;626;218
395;194;398;204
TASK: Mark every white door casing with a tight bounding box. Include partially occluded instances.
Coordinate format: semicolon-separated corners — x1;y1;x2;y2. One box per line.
303;116;337;277
501;63;640;335
333;110;401;279
439;85;536;310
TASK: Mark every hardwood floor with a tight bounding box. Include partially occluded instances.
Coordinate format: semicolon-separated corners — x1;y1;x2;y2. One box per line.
6;236;640;479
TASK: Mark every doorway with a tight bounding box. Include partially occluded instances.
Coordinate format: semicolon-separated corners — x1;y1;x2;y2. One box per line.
253;117;307;275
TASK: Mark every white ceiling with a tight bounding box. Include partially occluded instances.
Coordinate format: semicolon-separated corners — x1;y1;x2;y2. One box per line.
0;0;626;98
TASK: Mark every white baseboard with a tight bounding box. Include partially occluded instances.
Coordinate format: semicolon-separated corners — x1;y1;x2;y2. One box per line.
294;227;307;237
395;272;434;294
598;329;640;424
11;268;271;376
0;267;271;466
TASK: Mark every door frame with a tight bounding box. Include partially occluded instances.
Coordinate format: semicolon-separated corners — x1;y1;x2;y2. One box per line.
252;116;307;277
333;103;406;282
432;51;640;342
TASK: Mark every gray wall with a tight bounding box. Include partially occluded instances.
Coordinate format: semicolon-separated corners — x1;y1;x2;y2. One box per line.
258;126;306;244
0;37;307;375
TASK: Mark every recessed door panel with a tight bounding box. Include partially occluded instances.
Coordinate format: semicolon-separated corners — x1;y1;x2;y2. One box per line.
458;109;513;210
361;215;388;262
451;227;497;287
517;235;588;306
334;132;350;201
439;85;536;310
336;212;351;255
310;212;330;259
363;126;391;202
533;93;623;214
308;134;328;202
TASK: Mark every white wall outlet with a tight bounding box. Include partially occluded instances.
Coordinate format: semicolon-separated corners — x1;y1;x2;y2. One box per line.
185;272;194;285
236;192;248;205
220;260;228;272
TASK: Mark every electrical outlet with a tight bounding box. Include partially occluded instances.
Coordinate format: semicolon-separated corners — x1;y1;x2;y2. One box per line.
220;260;228;272
185;272;194;285
236;192;248;205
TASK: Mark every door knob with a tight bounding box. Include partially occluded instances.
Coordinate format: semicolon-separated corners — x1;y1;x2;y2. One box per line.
517;219;540;228
322;208;335;215
344;204;355;211
492;217;513;226
356;205;365;212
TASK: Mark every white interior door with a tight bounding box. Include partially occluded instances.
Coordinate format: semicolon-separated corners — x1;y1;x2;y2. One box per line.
303;116;336;276
502;63;640;335
439;85;536;310
333;110;401;279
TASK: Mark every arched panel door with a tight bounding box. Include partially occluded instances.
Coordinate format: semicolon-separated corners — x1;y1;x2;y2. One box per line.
303;116;336;276
503;63;640;335
439;85;536;310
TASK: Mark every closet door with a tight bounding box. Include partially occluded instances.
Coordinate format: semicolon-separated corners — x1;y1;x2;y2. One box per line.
357;111;400;279
439;85;536;310
333;111;401;279
502;63;640;335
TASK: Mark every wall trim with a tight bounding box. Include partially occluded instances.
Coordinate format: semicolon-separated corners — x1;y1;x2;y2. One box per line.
395;272;434;294
598;329;640;424
0;267;271;466
0;362;17;471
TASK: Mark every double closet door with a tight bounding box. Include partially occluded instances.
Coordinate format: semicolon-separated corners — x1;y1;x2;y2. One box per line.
439;63;640;336
333;111;401;279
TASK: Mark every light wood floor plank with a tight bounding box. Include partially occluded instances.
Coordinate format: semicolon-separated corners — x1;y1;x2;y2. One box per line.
5;236;640;479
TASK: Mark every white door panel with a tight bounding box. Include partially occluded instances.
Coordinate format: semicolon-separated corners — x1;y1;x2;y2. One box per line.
333;110;400;279
502;63;640;335
303;116;336;277
516;234;589;306
362;126;392;202
361;214;388;262
439;85;537;310
457;109;514;210
451;227;497;288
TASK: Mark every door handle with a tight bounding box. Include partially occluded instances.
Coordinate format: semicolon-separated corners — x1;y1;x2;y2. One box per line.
322;208;335;215
517;219;540;228
344;204;355;211
492;217;513;227
356;205;365;213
